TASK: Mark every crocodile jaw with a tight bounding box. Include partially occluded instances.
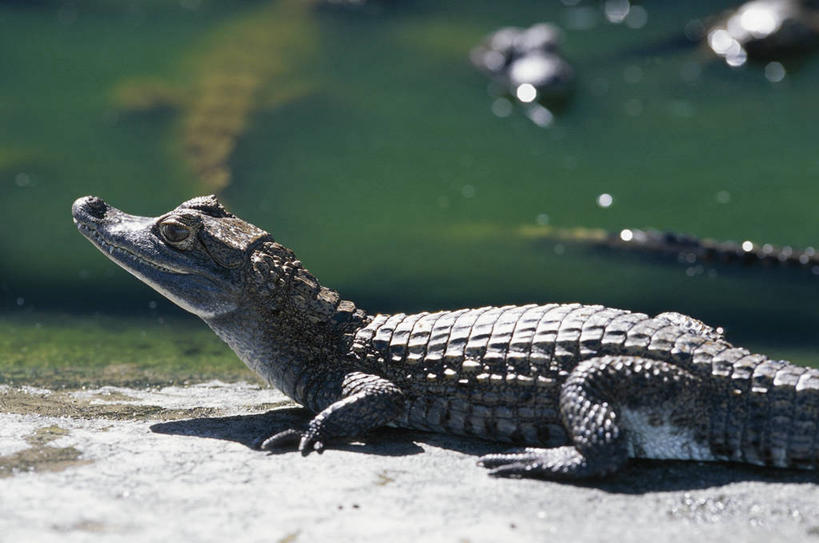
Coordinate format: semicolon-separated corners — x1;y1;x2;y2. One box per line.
72;196;239;319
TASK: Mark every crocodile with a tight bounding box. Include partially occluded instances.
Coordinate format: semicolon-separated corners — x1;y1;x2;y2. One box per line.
72;195;819;480
523;225;819;275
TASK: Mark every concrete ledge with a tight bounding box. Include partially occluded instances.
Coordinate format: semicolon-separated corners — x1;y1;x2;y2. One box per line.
1;381;818;542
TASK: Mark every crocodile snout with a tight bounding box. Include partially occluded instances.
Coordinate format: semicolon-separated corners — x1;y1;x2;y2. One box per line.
72;195;109;223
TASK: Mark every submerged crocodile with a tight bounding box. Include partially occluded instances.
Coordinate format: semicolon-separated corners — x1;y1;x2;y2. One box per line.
72;195;819;480
524;225;819;275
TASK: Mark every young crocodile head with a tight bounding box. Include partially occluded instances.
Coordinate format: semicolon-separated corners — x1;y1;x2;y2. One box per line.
72;195;270;319
73;195;364;397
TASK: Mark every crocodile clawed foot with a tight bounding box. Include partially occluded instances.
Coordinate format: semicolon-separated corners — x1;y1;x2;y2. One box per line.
478;447;555;478
477;448;544;470
477;446;616;480
256;428;326;456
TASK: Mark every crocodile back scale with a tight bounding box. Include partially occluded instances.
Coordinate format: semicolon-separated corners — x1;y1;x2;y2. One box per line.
72;195;819;480
352;304;819;468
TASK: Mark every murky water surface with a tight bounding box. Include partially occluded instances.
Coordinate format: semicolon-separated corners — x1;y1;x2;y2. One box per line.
1;0;817;382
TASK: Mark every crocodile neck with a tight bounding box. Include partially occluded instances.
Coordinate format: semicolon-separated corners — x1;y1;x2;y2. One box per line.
204;242;368;406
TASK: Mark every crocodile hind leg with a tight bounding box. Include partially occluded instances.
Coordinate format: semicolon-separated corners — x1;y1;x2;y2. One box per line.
478;356;709;479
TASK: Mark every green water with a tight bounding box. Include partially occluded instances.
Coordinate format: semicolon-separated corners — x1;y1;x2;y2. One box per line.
1;0;817;384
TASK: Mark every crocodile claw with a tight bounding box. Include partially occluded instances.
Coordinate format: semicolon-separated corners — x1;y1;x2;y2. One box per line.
300;435;325;455
257;428;325;456
487;463;531;479
478;446;624;480
257;428;301;451
477;448;543;469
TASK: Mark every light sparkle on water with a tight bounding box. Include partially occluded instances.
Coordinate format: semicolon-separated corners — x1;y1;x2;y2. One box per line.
764;61;786;83
597;193;614;208
491;98;513;118
604;0;630;24
516;83;538;104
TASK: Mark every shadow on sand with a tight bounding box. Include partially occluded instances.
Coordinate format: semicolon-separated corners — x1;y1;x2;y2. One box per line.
150;407;426;457
151;409;819;494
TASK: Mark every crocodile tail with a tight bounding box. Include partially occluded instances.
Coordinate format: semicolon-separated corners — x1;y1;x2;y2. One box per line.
717;360;819;469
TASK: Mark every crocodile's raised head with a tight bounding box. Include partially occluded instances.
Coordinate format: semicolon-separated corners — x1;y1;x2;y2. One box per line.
73;195;365;397
72;195;270;319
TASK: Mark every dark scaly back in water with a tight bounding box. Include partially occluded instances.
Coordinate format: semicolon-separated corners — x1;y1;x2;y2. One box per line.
524;225;819;276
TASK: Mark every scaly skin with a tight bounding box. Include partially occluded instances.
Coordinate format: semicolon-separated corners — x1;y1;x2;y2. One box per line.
599;228;819;272
72;195;819;480
529;226;819;274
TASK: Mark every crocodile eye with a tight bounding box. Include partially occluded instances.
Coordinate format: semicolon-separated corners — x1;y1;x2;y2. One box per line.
159;221;191;243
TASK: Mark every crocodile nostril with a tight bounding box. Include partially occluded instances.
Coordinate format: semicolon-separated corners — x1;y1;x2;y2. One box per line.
85;196;108;219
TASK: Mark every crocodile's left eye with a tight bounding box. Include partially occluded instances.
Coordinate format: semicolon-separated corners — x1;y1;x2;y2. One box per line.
159;220;191;243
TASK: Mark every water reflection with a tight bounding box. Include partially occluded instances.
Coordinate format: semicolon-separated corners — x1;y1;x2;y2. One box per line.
705;0;819;67
525;104;555;127
14;172;32;187
515;82;538;103
471;23;574;126
596;193;614;208
602;0;648;28
112;78;182;114
604;0;630;24
110;0;315;192
490;97;513;117
764;60;787;80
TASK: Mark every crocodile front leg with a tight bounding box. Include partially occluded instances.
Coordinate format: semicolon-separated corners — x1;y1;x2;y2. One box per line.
259;372;405;454
479;356;709;479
